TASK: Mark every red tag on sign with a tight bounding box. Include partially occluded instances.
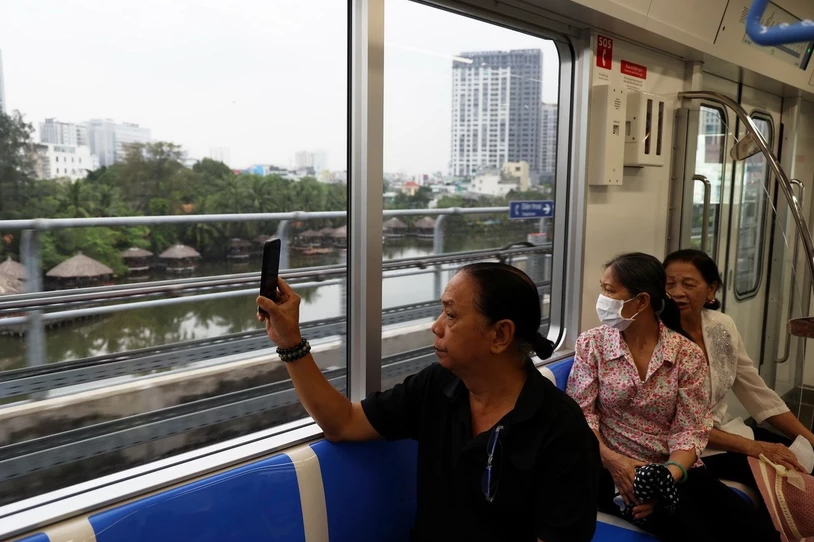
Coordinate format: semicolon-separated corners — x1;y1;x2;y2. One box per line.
596;35;613;70
621;60;647;79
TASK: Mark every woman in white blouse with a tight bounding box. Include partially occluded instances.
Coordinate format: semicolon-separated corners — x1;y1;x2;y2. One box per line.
663;249;814;488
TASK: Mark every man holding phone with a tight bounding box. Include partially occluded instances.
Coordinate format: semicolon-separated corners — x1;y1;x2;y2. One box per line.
256;263;600;542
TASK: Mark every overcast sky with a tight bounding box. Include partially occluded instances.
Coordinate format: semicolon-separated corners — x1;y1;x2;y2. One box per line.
1;0;559;174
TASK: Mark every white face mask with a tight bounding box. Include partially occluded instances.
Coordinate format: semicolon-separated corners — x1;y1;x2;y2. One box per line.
596;294;640;331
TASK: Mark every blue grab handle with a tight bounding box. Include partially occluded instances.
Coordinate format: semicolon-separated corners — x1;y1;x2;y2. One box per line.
745;0;814;46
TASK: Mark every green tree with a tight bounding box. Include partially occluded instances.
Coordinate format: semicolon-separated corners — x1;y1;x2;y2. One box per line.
193;158;234;181
386;186;433;210
0;110;39;219
116;142;185;212
58;180;95;218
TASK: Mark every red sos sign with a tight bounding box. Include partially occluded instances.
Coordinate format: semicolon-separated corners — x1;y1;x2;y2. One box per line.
596;35;613;70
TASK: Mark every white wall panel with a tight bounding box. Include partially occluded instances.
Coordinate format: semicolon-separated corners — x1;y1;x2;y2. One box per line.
580;33;685;331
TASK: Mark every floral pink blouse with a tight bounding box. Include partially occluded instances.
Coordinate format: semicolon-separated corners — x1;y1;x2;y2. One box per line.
566;323;712;465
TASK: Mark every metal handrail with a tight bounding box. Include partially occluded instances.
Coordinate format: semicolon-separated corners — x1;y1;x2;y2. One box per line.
678;92;814;330
693;174;712;253
0;206;510;231
776;180;806;363
0;244;550;314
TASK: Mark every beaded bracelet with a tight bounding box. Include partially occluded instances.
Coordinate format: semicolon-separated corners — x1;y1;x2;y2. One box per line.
664;460;688;484
276;337;311;362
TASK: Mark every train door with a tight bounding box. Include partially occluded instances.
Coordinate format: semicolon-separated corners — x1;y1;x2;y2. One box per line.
674;77;782;405
769;98;814;416
676;75;737;282
719;86;781;369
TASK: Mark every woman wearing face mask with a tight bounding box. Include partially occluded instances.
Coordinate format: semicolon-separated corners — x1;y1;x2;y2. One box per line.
566;252;781;542
663;249;814;481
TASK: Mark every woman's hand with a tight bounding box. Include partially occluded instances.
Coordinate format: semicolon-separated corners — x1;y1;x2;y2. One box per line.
256;277;303;349
602;450;646;505
749;440;806;473
632;500;657;520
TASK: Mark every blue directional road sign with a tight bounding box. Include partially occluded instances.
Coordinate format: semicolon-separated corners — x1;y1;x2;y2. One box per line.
509;200;554;220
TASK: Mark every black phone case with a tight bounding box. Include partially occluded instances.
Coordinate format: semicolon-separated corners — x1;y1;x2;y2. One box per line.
258;239;281;316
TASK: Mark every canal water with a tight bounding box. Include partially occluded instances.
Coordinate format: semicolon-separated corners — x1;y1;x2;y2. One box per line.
0;227;543;370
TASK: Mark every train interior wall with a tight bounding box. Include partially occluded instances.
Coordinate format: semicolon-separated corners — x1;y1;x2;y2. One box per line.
580;36;684;332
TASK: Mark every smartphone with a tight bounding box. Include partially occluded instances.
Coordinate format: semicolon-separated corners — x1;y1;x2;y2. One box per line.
258;238;282;317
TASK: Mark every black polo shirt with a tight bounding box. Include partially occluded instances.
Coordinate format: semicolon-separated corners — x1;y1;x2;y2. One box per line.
361;360;601;542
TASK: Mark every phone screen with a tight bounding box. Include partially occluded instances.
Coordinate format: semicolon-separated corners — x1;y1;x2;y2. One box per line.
258;238;281;316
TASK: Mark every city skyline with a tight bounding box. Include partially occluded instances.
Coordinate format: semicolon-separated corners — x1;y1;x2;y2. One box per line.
1;0;559;174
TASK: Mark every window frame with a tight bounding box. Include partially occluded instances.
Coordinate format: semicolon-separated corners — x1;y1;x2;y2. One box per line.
733;111;774;300
417;0;577;356
697;104;728;259
0;0;579;535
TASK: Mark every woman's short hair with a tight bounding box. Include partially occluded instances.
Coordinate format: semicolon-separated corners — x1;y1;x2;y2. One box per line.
457;262;554;359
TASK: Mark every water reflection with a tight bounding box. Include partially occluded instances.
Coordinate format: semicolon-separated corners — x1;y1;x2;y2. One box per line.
0;229;538;369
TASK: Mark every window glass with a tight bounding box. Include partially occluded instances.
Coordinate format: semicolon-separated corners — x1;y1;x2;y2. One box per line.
0;0;347;504
381;0;561;389
692;105;726;256
734;116;772;297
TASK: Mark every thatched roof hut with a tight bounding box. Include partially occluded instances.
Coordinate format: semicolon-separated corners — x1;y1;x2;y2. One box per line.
159;244;201;260
253;234;273;244
383;217;407;230
319;227;335;237
0;273;22;295
383;217;407;238
120;247;153;275
120;247;154;259
47;252;114;278
159;244;201;273
227;238;252;260
229;238;252;248
299;229;321;238
0;257;25;280
414;217;436;229
331;225;347;248
413;216;436;239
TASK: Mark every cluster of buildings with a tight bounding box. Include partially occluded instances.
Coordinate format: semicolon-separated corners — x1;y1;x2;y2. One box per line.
236;151;346;184
0;46;557;195
0;48;153;181
35;118;151;180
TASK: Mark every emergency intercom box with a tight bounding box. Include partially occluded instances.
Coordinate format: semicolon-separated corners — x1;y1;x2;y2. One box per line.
588;84;627;185
624;91;667;167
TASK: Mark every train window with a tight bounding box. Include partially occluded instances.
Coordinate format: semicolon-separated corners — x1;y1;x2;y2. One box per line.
0;0;347;504
381;0;562;389
734;115;773;298
692;105;727;256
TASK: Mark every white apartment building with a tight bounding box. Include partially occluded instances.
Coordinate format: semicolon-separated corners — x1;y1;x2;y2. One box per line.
294;151;327;172
40;118;89;147
540;103;558;183
39;144;98;181
450;50;542;178
88;119;151;166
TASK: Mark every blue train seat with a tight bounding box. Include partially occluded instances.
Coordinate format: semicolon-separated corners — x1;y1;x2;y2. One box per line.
13;357;756;542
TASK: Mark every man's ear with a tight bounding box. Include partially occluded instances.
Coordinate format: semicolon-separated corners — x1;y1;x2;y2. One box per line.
490;319;515;355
